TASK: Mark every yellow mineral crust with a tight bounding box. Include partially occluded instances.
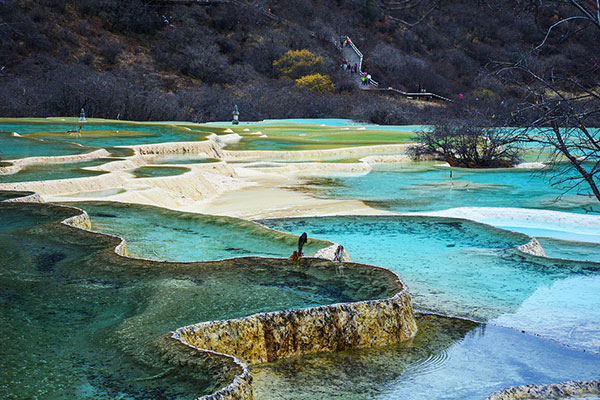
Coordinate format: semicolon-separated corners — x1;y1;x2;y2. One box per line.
173;280;417;366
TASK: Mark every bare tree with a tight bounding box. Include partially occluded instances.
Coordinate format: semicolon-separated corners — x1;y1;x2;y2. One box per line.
376;0;440;27
410;122;525;168
496;0;600;203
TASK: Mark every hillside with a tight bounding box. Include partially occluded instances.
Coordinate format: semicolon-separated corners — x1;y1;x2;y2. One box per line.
1;0;598;124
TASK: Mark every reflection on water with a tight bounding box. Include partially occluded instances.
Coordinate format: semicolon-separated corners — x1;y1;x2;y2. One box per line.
0;202;392;399
252;314;600;400
76;201;330;261
261;216;600;352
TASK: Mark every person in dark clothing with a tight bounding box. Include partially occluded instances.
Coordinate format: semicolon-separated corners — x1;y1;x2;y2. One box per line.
298;232;308;257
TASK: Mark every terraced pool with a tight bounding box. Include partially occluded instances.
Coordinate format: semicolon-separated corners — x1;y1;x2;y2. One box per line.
2;117;599;400
76;201;330;261
131;166;191;178
0;119;420;155
0;131;91;160
301;163;599;214
0;201;392;399
252;314;600;400
0;159;115;183
261;216;600;353
0;119;218;148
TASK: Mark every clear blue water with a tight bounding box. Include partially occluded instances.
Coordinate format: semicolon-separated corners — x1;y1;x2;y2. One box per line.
1;119;419;156
303;163;598;214
0;131;91;160
149;155;221;165
76;201;330;261
252;314;600;400
206;118;427;130
538;237;600;263
0;122;214;147
0;202;392;399
0;159;114;183
132;166;191;178
261;216;600;353
496;226;600;243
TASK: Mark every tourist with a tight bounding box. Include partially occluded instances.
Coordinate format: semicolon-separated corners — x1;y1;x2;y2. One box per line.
298;232;307;257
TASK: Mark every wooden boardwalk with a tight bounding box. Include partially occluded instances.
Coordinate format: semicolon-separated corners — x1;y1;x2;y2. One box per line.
340;36;452;101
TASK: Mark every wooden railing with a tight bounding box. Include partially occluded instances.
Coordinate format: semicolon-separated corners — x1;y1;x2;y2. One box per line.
340;35;453;101
377;87;453;102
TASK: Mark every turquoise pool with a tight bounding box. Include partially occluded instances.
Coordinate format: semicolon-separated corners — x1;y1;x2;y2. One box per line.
75;201;330;261
148;155;221;165
0;119;419;156
302;163;598;214
0;121;216;148
0;120;227;161
252;314;600;400
538;237;600;263
261;216;600;353
131;166;191;178
0;202;390;399
0;131;91;160
0;159;114;183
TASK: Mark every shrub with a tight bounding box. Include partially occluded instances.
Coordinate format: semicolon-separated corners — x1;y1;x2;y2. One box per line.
295;73;335;93
99;42;123;65
273;49;325;79
410;122;524;168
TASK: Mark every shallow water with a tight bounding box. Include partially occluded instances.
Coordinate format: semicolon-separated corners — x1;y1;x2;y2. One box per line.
252;314;600;400
148;155;221;165
75;201;329;261
131;166;191;178
0;159;114;183
0;120;217;148
538;237;600;263
0;131;91;160
207;119;420;151
0;119;418;155
261;216;600;353
303;163;598;214
0;202;392;399
223;124;415;151
0;190;35;201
